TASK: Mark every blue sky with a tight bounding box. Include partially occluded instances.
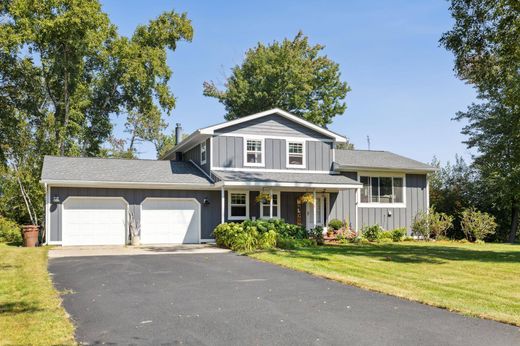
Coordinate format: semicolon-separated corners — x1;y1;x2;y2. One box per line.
102;0;476;165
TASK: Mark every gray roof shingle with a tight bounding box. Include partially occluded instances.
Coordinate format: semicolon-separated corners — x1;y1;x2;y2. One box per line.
41;156;213;185
334;150;436;172
212;170;361;186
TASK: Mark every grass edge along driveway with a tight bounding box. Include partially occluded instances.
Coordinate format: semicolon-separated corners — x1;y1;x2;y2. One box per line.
250;241;520;326
0;244;75;345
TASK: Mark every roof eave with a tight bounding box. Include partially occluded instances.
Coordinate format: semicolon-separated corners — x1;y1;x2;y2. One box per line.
335;165;438;173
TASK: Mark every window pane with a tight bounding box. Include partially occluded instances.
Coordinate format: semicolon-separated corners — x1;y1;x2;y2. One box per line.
288;155;303;165
360;176;369;203
231;206;246;217
231;193;246;205
371;177;379;202
393;177;403;203
247;140;261;152
247;152;262;163
289;142;303;153
380;177;392;203
272;194;278;205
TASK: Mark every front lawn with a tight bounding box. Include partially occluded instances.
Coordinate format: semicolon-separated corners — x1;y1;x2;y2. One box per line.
250;241;520;326
0;245;75;345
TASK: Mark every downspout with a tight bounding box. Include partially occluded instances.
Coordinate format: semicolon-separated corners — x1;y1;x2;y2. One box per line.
221;185;225;224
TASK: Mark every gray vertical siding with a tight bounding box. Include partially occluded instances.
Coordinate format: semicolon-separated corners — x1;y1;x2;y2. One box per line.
215;113;333;140
184;138;210;174
212;135;333;171
49;187;221;242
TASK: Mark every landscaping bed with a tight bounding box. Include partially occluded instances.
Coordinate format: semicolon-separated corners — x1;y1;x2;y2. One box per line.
0;245;75;345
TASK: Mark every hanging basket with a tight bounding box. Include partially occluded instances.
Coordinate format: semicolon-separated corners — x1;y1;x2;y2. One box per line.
255;192;272;204
298;193;315;205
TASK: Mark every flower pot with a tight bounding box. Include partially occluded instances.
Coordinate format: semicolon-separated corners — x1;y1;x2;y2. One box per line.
22;225;39;247
131;235;141;246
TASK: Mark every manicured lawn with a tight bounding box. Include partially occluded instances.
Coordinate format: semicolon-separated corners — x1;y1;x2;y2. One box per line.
0;245;75;345
250;241;520;326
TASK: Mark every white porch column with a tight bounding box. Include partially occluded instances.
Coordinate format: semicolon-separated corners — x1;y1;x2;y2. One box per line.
221;186;225;224
269;189;273;218
313;190;317;227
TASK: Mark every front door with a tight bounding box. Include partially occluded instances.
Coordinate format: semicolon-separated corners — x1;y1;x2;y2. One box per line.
306;194;327;229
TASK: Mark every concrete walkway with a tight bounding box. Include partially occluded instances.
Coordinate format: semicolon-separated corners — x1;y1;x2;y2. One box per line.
48;244;229;258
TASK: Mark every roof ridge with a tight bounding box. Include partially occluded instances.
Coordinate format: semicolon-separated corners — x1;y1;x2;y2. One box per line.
44;155;174;163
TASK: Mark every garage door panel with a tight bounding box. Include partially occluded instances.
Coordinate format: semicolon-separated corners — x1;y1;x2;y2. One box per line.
63;198;127;246
141;199;200;244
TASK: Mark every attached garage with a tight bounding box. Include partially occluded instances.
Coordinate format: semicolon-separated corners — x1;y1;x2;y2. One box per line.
140;198;201;244
62;197;127;246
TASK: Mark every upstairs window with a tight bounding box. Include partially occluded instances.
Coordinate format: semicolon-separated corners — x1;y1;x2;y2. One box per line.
200;142;207;165
287;141;305;168
244;138;264;166
360;175;404;205
228;191;249;220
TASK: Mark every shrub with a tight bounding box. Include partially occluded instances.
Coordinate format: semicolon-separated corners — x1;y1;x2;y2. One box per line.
362;224;382;242
378;238;393;243
391;228;407;242
460;208;497;241
308;226;324;245
0;216;22;245
328;219;343;231
411;211;430;240
429;209;454;239
403;236;414;242
257;230;277;249
276;236;316;249
379;231;393;240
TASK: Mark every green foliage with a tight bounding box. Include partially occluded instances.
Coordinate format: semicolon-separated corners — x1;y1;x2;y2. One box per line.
276;236;316;250
362;224;383;242
391;228;407;242
411;211;430;240
203;31;350;127
328;219;344;231
307;226;324;245
379;231;393;241
429;209;454;239
0;217;22;245
460;208;498;242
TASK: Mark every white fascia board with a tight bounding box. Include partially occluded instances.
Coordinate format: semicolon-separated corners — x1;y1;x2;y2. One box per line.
40;180;218;190
215;181;361;189
199;108;347;143
335;165;437;174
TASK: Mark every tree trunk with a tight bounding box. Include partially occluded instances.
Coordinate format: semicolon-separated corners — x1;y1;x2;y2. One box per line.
509;201;518;243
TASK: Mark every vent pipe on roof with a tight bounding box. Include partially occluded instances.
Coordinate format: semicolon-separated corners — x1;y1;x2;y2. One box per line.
175;123;183;145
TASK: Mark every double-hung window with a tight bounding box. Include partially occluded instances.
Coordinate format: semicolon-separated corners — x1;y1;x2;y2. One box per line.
200;142;207;165
360;175;404;205
260;192;280;219
244;138;264;166
228;191;249;220
287;141;305;168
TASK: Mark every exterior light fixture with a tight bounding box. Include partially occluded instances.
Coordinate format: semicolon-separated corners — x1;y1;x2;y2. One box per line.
203;197;210;206
52;196;61;204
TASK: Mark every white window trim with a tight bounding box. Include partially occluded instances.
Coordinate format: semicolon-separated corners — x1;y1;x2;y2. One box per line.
243;137;265;167
358;172;406;208
260;191;281;219
228;190;250;220
286;140;306;169
200;141;207;165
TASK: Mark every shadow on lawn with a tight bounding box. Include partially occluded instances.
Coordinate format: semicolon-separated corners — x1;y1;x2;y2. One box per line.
0;301;42;316
279;243;520;265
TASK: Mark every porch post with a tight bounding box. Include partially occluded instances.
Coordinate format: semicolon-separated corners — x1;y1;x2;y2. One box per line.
269;189;273;218
221;186;225;224
313;190;317;227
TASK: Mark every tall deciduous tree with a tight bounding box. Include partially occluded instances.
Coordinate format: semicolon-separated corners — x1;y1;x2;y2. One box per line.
0;0;192;224
203;32;350;127
440;0;520;242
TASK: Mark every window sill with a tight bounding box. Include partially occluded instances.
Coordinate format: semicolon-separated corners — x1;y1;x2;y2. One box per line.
358;203;406;209
244;163;265;167
286;165;306;169
228;216;248;221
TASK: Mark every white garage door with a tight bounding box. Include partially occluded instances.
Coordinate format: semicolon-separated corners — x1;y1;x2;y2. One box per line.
62;197;127;246
140;198;200;244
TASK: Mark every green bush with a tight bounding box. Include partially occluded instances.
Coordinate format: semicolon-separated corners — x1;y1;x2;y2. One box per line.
391;228;407;242
411;211;430;240
362;224;382;242
307;226;324;245
328;219;343;231
0;217;22;245
379;231;393;240
429;209;454;239
276;236;316;249
460;208;497;241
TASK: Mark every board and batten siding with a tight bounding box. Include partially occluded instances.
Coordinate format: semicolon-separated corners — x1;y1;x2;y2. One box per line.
329;173;428;233
183;138;210;174
212;135;333;171
48;187;221;242
215;113;333;139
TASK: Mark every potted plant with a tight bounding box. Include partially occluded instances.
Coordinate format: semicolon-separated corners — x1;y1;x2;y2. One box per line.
128;211;140;246
255;192;272;204
298;193;314;205
22;225;39;247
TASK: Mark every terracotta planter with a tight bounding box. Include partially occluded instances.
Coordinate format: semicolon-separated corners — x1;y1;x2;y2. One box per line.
22;225;39;247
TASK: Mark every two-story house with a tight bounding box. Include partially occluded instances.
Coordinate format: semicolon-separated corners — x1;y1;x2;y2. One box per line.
41;109;436;246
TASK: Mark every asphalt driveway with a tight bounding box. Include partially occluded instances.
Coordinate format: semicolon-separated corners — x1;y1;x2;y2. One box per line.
49;253;520;346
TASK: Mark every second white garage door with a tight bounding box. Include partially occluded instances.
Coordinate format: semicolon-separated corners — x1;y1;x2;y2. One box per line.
140;198;200;244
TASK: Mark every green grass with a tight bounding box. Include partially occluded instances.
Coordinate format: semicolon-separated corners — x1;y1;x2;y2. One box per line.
250;241;520;326
0;244;75;345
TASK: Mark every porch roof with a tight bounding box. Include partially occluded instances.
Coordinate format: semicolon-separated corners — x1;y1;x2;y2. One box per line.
212;170;361;189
